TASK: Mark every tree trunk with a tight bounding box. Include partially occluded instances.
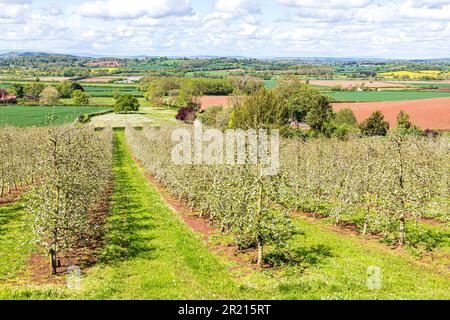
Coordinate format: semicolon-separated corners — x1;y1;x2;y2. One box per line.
363;215;369;235
50;248;57;275
396;137;406;247
399;212;405;247
256;175;264;268
362;205;370;235
257;236;263;268
335;212;340;225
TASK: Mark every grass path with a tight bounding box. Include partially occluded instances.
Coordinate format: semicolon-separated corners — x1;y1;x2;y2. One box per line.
77;132;243;299
0;131;449;299
0;201;34;285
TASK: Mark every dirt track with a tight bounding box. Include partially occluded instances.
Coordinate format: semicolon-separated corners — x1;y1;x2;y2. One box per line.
334;97;450;130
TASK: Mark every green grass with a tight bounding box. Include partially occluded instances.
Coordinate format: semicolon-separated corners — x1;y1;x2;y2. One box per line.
0;105;110;127
0;201;34;284
404;82;450;88
140;107;178;125
326;90;450;102
279;218;450;299
74;132;244;299
0;132;448;299
82;85;143;98
264;78;278;89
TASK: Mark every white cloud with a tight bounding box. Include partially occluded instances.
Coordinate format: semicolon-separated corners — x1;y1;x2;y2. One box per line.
0;0;30;23
410;0;450;8
43;3;64;16
214;0;260;14
1;0;450;58
78;0;192;19
0;0;32;3
277;0;372;9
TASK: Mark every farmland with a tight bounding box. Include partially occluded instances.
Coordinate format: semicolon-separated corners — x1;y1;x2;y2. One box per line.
0;81;143;98
334;97;450;130
0;105;109;127
81;86;143;98
326;90;450;102
379;70;450;80
0;54;449;303
0;131;449;300
303;80;407;88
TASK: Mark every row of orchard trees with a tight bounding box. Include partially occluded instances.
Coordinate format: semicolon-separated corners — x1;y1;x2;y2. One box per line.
278;134;449;246
0;127;42;198
126;125;295;267
28;125;113;274
1;125;113;274
126;125;449;267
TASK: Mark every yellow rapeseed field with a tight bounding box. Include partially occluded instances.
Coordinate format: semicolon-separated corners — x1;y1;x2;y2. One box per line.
379;70;450;79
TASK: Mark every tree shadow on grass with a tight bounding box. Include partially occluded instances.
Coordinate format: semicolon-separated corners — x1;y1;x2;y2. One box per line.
265;244;333;268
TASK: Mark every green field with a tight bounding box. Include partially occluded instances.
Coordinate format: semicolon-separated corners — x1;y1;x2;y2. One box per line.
404;82;450;88
61;97;152;107
0;105;110;127
82;85;143;98
264;78;278;89
326;90;450;102
0;132;448;299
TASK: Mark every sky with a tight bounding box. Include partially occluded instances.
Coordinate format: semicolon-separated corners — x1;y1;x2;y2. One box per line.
1;0;450;59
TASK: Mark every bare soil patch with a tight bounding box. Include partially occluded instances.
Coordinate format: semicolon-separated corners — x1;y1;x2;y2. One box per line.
0;190;22;206
0;185;31;206
27;253;66;285
417;216;447;227
198;96;243;111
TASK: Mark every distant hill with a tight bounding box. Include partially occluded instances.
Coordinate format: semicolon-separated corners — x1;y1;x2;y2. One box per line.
1;51;449;62
0;51;80;58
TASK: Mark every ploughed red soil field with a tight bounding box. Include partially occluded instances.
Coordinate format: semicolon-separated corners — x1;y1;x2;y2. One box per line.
334;97;450;130
199;95;238;110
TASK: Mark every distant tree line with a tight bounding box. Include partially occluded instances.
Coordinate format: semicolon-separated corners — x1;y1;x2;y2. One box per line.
0;80;90;106
195;79;435;139
140;76;264;109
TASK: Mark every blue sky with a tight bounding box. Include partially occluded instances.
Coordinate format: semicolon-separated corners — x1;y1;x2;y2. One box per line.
1;0;450;58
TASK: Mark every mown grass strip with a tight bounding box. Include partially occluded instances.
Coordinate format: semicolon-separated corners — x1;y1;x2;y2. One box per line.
77;132;242;299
